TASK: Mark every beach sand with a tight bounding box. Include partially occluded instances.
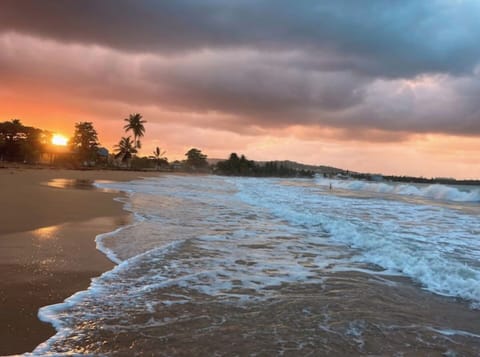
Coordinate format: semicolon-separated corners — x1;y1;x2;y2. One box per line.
0;167;159;355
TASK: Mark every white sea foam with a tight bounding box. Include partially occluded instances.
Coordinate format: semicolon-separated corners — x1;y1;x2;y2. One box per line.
32;175;480;354
95;225;128;264
429;327;480;339
233;177;480;307
316;177;480;203
34;240;186;355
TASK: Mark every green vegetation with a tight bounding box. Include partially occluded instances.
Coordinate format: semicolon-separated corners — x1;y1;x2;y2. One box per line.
216;153;315;178
70;122;100;164
216;153;255;175
152;147;168;169
2;116;478;183
351;173;480;186
0;117;316;178
0;119;51;163
0;117;351;180
2;114;479;182
123;113;146;150
114;136;137;167
1;114;171;170
185;148;209;171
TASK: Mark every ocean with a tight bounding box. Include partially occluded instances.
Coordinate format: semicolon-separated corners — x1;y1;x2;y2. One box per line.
32;175;480;356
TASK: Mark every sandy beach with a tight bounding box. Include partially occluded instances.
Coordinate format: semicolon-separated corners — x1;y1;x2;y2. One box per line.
0;166;159;355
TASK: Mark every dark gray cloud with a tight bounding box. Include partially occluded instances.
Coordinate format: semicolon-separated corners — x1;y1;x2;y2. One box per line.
1;0;480;78
140;51;368;119
1;1;480;139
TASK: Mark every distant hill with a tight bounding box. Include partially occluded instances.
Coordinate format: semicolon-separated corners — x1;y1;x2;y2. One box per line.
208;158;346;175
208;158;480;184
258;160;347;175
206;158;224;166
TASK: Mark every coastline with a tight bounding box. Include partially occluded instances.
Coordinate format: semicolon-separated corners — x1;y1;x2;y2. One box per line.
0;167;159;355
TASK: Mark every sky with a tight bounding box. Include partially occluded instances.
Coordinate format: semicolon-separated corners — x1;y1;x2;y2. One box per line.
1;0;480;179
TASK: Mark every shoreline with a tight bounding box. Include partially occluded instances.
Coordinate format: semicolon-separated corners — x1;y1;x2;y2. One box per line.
0;167;159;355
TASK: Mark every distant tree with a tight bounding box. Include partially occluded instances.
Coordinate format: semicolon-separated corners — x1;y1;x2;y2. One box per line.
123;113;146;150
238;154;253;175
185;148;208;169
114;136;137;167
0;119;49;162
152;146;168;168
70;122;100;164
22;126;48;163
216;152;255;175
0;119;24;161
153;146;166;160
131;156;155;170
0;132;4;159
215;153;314;178
170;160;184;171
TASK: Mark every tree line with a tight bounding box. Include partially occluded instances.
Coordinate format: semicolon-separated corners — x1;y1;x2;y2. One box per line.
0;115;212;172
215;153;315;178
0;119;50;163
0;116;314;178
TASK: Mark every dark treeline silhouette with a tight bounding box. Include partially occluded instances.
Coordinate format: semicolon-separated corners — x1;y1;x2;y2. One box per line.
0;117;330;178
0;119;51;163
0;117;209;173
114;136;137;167
350;172;480;186
6;118;475;183
71;121;100;164
216;153;255;175
185;148;209;171
216;153;315;178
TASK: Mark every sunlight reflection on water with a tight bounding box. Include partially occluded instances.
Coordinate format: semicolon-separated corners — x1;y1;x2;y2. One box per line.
44;178;118;193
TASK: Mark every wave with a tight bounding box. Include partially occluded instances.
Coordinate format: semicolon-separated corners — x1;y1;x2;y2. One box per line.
30;176;480;355
235;178;480;308
316;178;480;203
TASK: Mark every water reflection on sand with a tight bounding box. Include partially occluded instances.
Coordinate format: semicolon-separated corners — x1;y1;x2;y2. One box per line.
44;178;119;193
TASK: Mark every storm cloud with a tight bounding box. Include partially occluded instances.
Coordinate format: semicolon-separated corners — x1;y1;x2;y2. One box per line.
2;0;480;76
1;0;480;138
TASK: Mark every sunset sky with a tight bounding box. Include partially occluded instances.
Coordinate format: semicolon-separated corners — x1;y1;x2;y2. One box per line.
1;1;480;178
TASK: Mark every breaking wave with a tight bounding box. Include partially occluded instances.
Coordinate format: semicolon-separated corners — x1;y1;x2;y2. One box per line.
316;177;480;203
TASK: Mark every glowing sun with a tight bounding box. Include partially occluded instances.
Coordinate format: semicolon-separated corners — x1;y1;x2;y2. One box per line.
51;134;68;146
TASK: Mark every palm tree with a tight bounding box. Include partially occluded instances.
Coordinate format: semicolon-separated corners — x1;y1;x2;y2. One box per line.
152;146;167;169
153;146;166;160
114;136;137;167
123;113;146;150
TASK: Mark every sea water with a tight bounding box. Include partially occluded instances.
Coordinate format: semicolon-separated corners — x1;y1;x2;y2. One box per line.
32;175;480;355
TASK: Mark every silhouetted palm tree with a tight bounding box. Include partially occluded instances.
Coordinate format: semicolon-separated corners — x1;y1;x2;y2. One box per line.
114;136;137;167
123;113;146;150
152;146;167;169
153;146;166;160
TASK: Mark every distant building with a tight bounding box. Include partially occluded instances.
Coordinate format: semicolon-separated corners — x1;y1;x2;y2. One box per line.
171;160;184;170
97;147;109;158
96;147;109;165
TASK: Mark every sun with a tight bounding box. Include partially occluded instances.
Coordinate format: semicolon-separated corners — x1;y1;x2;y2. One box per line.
51;134;69;146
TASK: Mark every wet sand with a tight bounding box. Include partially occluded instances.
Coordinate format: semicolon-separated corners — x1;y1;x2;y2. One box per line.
0;167;159;355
